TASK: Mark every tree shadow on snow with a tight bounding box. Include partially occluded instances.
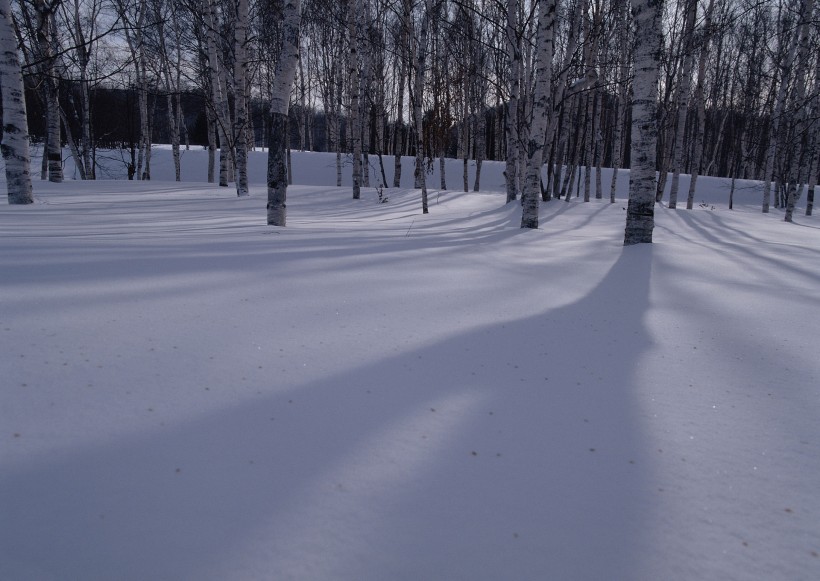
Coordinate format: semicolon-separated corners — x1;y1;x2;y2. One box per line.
1;248;657;581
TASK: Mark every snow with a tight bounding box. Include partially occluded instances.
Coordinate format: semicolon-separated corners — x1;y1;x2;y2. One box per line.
2;148;819;580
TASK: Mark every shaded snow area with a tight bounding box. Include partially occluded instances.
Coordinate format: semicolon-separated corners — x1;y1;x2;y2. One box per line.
2;149;820;581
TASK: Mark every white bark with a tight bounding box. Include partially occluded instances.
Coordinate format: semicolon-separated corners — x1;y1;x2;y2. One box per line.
412;0;433;214
63;0;95;179
347;0;362;200
155;0;181;182
521;0;556;229
35;0;62;182
624;0;664;245
234;0;250;196
668;0;697;209
204;0;231;187
267;0;301;226
1;0;34;204
504;0;520;203
686;0;715;210
783;0;814;222
393;0;410;188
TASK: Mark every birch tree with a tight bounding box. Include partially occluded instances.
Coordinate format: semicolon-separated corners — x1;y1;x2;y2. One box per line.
521;0;556;229
412;0;433;214
685;0;716;210
782;0;814;222
34;0;63;182
504;0;521;203
203;0;231;186
393;0;410;188
116;0;152;180
667;0;697;209
233;0;251;196
1;0;34;203
267;0;301;226
624;0;663;245
347;0;362;199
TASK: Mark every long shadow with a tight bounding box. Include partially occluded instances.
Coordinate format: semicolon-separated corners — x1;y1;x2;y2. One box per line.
657;207;820;302
1;246;656;580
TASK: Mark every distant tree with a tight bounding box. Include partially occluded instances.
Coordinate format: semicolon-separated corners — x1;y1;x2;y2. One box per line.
411;0;434;213
346;0;362;199
685;0;716;210
667;0;697;209
503;0;521;203
233;0;252;196
34;0;63;182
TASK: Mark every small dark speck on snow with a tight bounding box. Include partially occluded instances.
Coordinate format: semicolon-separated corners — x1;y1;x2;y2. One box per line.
471;451;477;456
13;433;21;438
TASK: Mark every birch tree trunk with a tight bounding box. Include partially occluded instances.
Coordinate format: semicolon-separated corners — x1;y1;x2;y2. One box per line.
783;0;814;222
335;61;343;187
347;0;362;199
504;0;521;203
35;0;62;182
608;0;631;203
521;0;556;229
624;0;664;245
685;0;715;210
204;0;230;187
1;0;34;204
233;0;251;196
64;0;95;179
155;1;180;182
393;0;410;188
412;0;433;214
668;0;697;209
267;0;301;226
473;110;485;192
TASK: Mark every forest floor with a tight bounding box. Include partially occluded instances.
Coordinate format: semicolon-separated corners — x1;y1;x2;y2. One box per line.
2;148;819;580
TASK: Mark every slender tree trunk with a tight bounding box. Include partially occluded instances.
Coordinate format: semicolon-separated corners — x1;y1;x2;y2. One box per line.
413;0;433;214
1;0;34;204
267;0;301;226
686;0;715;210
624;0;664;245
473;109;485;191
784;0;814;222
668;0;697;209
335;61;343;187
57;106;85;179
609;0;630;203
35;0;62;182
348;0;362;199
207;110;216;183
204;0;230;186
521;0;556;228
504;0;520;203
233;0;250;196
394;0;410;188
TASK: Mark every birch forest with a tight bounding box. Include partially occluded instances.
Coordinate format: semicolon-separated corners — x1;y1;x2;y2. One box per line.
3;0;820;240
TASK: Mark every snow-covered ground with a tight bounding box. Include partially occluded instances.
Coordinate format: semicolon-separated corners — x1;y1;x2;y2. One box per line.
2;148;819;581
